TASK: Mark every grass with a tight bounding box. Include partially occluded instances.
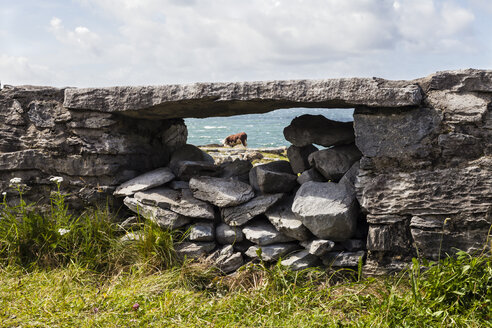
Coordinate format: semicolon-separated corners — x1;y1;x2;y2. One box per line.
0;180;491;327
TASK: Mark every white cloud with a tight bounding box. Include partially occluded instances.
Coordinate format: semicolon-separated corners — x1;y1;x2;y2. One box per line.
49;17;102;55
0;54;55;86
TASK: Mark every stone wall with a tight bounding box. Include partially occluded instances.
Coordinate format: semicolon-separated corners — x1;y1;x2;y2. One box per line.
0;69;490;273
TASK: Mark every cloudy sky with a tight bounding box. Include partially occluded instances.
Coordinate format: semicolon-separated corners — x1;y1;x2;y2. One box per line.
1;0;491;87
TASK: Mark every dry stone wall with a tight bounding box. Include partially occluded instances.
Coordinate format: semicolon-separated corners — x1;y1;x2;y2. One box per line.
0;69;490;274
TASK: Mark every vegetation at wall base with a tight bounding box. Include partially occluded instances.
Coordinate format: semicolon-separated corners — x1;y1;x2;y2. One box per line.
0;183;491;327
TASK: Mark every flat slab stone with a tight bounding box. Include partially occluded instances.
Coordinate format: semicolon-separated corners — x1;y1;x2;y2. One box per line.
281;250;320;270
216;223;244;244
63;78;422;119
265;196;312;241
245;243;300;262
190;176;255;207
135;187;215;219
292;181;358;241
222;193;284;226
114;167;175;196
321;250;365;267
123;197;190;229
175;242;216;259
242;221;295;246
300;239;336;256
172;160;220;181
308;144;362;181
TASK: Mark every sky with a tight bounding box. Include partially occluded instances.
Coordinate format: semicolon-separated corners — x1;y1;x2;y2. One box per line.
1;0;491;87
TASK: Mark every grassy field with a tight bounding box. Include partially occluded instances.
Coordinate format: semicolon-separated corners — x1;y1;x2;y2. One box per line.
0;181;491;327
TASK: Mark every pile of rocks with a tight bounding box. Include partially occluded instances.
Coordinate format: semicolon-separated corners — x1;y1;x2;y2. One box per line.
115;115;365;273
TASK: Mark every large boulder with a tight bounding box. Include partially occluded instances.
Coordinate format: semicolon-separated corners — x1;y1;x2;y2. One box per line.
287;144;318;174
308;144;362;181
292;181;358;241
245;243;300;262
114;167;175;196
242;221;295;246
170;144;214;166
249;161;297;194
221;193;284;226
216;223;244;244
189;176;255;207
134;187;215;219
123;197;190;229
283;114;355;147
265;196;312;241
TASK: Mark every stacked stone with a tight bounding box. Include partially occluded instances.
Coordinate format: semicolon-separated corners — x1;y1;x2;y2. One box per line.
117;114;366;272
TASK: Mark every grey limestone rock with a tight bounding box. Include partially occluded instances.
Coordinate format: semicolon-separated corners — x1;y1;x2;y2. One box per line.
249;161;298;194
245;243;300;262
300;239;336;256
207;245;244;273
168;180;190;190
297;168;326;185
308;144;362;181
242;221;295;246
292;181;358;241
284;115;355;147
190;176;255;207
134;187;215;219
219;159;252;183
123;197;190;229
321;251;365;267
265;196;311;241
170;144;214;167
287;144;318;174
281;250;320;270
216;223;244;244
175;242;216;259
63;79;423;118
172;160;219;181
340;239;364;251
222;193;284;226
114;167;175;196
189;222;215;242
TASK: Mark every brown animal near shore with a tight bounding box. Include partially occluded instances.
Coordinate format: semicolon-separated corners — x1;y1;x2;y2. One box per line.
222;132;248;147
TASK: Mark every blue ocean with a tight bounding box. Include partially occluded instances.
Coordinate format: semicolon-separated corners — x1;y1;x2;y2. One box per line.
185;108;354;148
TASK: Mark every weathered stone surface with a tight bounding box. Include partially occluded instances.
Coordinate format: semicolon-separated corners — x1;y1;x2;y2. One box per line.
207;245;244;273
27;101;71;128
168;180;189;190
300;239;335;256
245;243;300;262
265;196;311;241
292;181;358;241
160;119;188;153
114;167;175;196
339;161;359;192
135;187;215;219
297;168;326;185
354;107;442;159
281;250;319;270
172;160;219;181
189;222;215;242
419;68;492;93
284;115;355;147
242;221;295;246
321;251;365;267
190;176;255;207
358;157;492;217
366;221;412;252
175;242;216;258
216;223;244;244
287;144;318;174
308;144;362;181
170;144;214;166
219;159;252;183
67;112;116;129
123;197;190;229
249;161;297;194
222;193;284;226
340;239;364;251
63;79;423;118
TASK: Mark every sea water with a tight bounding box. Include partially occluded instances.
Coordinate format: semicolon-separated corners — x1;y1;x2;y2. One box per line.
185;107;354;148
